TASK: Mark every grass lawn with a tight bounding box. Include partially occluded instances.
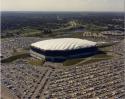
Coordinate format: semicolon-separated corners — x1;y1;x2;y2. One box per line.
27;58;45;66
1;52;29;63
63;58;85;66
80;55;113;65
63;53;113;66
21;28;42;37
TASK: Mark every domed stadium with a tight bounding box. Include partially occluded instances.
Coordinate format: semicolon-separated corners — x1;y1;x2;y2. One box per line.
30;38;98;62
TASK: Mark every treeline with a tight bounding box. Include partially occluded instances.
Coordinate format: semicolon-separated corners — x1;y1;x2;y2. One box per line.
1;12;124;31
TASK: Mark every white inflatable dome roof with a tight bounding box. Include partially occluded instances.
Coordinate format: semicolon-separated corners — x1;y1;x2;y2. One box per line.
31;38;96;51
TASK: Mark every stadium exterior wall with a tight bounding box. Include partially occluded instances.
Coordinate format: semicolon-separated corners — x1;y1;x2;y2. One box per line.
30;46;98;62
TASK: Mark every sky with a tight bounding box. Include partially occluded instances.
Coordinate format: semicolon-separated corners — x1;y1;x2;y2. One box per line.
1;0;124;12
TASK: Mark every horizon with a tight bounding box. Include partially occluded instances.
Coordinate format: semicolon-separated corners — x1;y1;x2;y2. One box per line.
1;11;124;13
